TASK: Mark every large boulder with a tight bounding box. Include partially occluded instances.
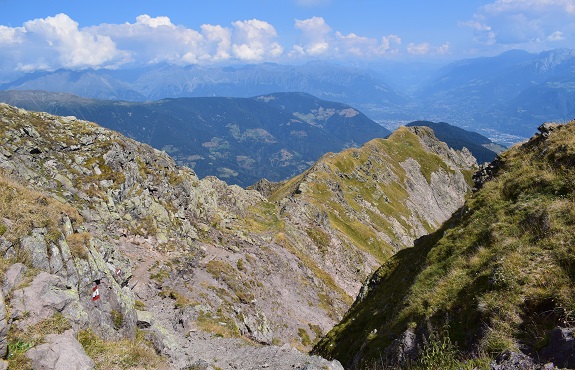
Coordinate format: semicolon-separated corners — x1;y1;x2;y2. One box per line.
10;272;87;330
25;330;94;370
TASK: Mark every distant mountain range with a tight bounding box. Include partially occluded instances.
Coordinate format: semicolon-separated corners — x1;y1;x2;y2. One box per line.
0;61;408;111
414;48;575;140
0;90;391;187
3;49;575;144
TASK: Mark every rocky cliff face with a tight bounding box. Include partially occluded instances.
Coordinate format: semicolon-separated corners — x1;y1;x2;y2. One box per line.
0;103;475;368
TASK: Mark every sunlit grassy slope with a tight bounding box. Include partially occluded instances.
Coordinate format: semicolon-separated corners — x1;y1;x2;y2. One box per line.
314;121;575;369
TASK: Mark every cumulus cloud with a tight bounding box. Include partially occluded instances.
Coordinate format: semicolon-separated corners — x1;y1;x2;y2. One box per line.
0;13;286;73
292;16;331;56
94;15;284;64
0;25;20;44
90;14;215;65
200;24;231;61
0;13;126;72
136;14;173;28
547;30;565;40
381;35;402;54
291;17;401;58
407;42;430;55
482;0;575;14
0;13;433;74
436;43;451;55
231;19;283;61
463;0;575;50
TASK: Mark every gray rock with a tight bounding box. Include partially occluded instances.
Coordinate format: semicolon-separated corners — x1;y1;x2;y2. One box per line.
10;271;86;330
2;262;27;296
541;327;575;368
303;359;344;370
21;229;50;271
491;351;537;370
242;310;273;344
25;329;95;370
0;236;15;259
177;305;198;333
538;122;560;138
383;328;419;367
49;242;65;275
0;291;7;358
190;359;215;370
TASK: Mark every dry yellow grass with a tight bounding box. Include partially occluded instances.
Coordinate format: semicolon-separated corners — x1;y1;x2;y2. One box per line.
0;171;83;257
78;329;167;369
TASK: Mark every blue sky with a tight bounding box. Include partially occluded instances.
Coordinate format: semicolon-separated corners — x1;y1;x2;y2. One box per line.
1;0;574;79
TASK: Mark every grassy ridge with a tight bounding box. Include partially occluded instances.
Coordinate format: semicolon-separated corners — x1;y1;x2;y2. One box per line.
271;127;467;264
314;121;575;368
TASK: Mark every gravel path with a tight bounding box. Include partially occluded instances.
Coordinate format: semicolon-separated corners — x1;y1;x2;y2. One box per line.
183;331;343;370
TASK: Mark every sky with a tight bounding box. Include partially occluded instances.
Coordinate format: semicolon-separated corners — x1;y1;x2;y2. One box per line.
1;0;574;79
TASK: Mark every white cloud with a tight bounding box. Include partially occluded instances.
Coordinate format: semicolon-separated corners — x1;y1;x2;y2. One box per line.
0;25;21;44
293;16;331;56
378;35;402;56
482;0;575;14
0;14;126;72
135;14;173;28
91;15;207;65
463;0;575;51
93;15;284;64
291;17;401;58
407;42;430;55
200;24;231;61
436;43;451;55
547;30;565;40
0;13;437;74
0;13;286;73
231;19;283;61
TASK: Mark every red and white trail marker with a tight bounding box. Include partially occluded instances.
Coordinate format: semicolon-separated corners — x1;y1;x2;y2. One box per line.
92;285;100;301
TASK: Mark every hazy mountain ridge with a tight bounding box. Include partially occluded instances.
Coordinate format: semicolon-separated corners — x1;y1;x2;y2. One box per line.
0;103;474;368
3;49;575;143
0;90;391;187
0;62;408;108
414;48;575;141
314;122;575;369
